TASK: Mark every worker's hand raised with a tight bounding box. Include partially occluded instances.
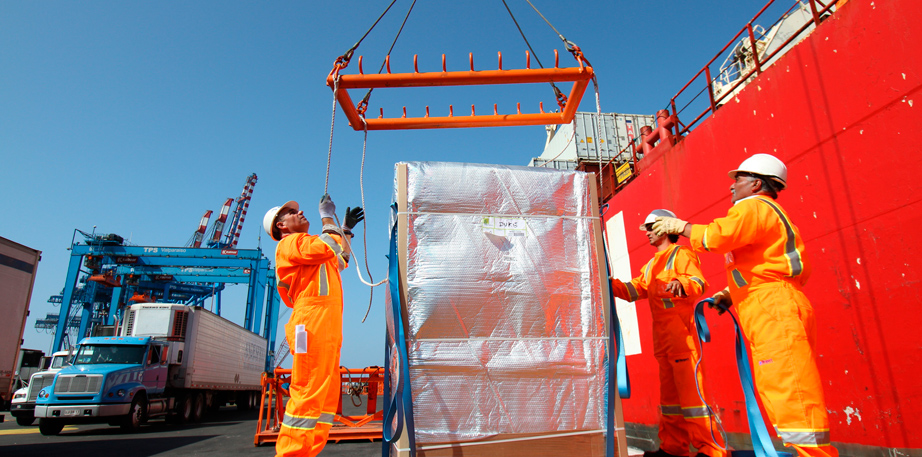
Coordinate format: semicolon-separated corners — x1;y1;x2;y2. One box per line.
319;194;336;219
664;279;687;297
343;206;364;231
652;216;688;236
709;288;732;315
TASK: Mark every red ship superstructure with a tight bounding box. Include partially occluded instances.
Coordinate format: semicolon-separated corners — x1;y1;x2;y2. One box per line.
535;0;922;454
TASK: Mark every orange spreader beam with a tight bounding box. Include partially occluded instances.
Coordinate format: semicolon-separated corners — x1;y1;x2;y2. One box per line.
327;50;594;130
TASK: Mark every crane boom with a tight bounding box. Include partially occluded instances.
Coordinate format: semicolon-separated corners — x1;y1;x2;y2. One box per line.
190;210;213;248
225;173;258;248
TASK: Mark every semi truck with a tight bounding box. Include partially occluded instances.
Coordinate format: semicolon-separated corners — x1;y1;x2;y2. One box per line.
9;350;71;426
34;303;267;435
0;236;41;410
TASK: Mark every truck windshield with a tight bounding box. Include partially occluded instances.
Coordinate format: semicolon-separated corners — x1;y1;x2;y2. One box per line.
74;345;147;365
50;355;70;369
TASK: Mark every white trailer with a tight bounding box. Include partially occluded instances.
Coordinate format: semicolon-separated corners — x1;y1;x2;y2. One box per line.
0;236;41;409
34;303;267;435
120;303;267;412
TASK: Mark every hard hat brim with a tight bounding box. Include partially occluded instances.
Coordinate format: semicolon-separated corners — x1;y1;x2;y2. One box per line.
727;169;787;189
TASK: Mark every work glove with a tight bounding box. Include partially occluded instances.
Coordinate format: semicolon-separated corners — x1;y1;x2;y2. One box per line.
709;288;732;315
343;206;365;231
319;193;336;219
652;216;688;237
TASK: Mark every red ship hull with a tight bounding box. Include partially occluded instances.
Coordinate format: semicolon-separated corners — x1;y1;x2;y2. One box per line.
599;0;922;453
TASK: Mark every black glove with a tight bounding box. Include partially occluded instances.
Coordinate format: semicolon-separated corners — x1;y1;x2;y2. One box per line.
343;206;365;231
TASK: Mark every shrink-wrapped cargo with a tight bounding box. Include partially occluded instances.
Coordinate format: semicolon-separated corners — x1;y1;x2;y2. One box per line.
386;162;626;457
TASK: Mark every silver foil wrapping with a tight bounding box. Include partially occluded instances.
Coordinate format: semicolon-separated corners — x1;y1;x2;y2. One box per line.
389;161;607;444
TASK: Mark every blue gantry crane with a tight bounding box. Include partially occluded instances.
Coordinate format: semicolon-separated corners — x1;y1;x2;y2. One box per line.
39;174;281;370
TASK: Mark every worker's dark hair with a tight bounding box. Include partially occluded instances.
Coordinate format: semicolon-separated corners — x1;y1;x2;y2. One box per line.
668;234;679;243
752;174;780;199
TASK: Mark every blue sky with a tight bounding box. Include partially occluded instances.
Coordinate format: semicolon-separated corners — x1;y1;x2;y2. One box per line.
2;0;770;368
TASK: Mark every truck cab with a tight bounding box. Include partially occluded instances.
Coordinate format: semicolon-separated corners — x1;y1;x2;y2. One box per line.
9;351;71;426
34;336;171;435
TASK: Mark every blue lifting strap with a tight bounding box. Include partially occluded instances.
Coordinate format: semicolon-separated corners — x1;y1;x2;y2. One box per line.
601;242;631;457
602;243;631;399
695;298;781;457
383;209;417;457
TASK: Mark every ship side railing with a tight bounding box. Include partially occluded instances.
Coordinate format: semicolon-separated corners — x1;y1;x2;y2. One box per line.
593;0;837;202
669;0;836;135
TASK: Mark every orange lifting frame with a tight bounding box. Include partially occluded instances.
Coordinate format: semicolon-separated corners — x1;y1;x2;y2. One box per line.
327;49;594;130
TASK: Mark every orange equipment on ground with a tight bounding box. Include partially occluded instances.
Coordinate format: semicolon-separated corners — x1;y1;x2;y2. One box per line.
255;366;385;447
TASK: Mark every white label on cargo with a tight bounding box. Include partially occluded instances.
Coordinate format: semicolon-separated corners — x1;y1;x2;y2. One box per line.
294;325;308;354
480;217;529;239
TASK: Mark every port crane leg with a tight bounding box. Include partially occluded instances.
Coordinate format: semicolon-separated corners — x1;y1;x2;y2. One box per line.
53;253;84;351
107;283;122;326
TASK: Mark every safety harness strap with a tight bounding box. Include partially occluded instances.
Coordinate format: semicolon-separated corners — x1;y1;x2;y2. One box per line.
695;299;781;457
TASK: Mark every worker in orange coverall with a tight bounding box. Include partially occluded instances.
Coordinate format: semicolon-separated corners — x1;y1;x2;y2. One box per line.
652;153;838;457
611;209;727;457
262;195;364;457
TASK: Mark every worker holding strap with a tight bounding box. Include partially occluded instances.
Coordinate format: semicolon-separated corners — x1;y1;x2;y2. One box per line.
263;195;364;457
652;154;838;457
610;209;727;457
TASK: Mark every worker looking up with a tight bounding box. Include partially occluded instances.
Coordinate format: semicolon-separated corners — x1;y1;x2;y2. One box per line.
610;209;727;457
652;154;838;457
263;195;364;457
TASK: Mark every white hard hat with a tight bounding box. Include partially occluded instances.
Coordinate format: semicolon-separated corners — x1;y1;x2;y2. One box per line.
728;153;788;189
263;201;298;241
639;209;676;230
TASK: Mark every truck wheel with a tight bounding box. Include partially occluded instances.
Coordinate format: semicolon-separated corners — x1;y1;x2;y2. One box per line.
190;392;205;423
16;416;36;426
175;395;193;424
39;419;65;436
121;397;147;433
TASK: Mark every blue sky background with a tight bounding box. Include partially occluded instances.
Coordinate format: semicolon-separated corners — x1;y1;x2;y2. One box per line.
2;0;770;368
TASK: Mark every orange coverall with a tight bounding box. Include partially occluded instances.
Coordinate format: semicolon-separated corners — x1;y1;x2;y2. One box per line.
689;195;837;457
274;232;349;457
611;245;727;457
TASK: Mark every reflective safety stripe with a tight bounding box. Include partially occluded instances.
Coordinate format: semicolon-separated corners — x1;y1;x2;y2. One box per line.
682;406;710;419
625;283;639;301
665;246;679;270
278;279;291;290
319;234;346;271
317;412;336;425
644;262;653;283
282;412;319;430
778;429;831;446
318;264;329;296
690;277;705;288
731;269;748;287
662;298;675;309
702;227;710;251
660;404;682;416
757;198;804;277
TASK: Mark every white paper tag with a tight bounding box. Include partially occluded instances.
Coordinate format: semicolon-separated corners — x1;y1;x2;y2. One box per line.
294;324;308;354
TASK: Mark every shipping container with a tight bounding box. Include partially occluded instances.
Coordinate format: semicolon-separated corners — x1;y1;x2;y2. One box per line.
0;236;41;409
533;112;655;171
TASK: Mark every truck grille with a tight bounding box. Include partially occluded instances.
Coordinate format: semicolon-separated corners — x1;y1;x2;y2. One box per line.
28;374;55;401
54;374;103;394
